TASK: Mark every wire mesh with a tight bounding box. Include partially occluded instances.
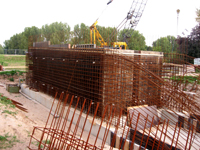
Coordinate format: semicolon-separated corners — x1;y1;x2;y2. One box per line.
26;47;200;149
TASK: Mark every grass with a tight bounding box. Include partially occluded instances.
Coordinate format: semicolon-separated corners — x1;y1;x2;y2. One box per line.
171;76;200;84
2;110;17;116
0;133;20;149
0;70;26;76
43;139;51;144
0;94;17;118
9;77;14;82
196;68;200;73
31;139;51;149
0;94;15;108
0;55;25;66
25;130;31;137
0;95;19;149
37;142;44;149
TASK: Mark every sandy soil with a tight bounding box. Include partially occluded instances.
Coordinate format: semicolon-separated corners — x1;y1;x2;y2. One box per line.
0;76;51;150
3;66;27;69
0;75;114;150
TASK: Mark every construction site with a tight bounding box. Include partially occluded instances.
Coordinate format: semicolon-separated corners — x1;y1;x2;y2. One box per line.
20;40;199;150
1;0;200;150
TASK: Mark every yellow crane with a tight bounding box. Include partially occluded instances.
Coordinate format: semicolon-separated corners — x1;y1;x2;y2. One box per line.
90;21;108;47
90;21;127;49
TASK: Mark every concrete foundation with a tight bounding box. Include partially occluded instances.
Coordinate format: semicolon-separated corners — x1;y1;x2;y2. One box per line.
21;84;142;149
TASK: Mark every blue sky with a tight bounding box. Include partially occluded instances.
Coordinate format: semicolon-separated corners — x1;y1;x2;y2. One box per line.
0;0;200;47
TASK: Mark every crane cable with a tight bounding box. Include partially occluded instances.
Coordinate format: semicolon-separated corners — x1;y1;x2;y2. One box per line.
95;0;114;21
96;5;108;22
106;17;128;44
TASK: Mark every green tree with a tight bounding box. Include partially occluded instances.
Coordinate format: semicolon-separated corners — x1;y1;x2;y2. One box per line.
71;22;118;46
10;33;27;49
196;8;200;22
3;26;41;50
23;26;41;47
118;29;146;50
0;44;4;54
42;22;71;45
71;23;90;45
187;24;200;58
3;40;10;49
146;46;153;51
96;25;117;46
4;33;25;52
152;36;178;53
177;8;200;57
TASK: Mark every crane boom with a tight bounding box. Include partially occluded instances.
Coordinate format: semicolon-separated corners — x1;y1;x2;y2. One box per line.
108;0;148;44
90;21;108;47
90;21;127;49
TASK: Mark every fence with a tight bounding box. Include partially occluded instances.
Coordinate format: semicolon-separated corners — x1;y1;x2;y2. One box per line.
3;49;27;55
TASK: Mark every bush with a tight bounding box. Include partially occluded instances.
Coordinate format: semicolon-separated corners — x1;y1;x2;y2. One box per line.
0;70;26;76
9;78;14;82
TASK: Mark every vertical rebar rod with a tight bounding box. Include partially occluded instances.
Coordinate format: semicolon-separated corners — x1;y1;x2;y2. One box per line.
175;122;182;150
122;110;135;150
41;92;64;149
157;119;166;150
185;126;191;150
170;122;178;150
85;102;99;149
119;110;129;149
139;114;149;150
188;124;194;150
152;119;161;149
58;95;74;150
161;120;169;149
101;107;116;150
110;109;123;150
130;113;141;150
76;100;92;149
93;105;108;148
145;116;155;149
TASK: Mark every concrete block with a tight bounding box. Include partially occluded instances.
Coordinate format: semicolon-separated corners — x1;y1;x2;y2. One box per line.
116;135;120;148
160;109;178;124
128;105;159;130
133;143;140;150
20;84;139;148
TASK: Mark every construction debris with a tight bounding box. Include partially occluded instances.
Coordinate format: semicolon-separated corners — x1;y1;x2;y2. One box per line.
6;83;19;93
0;94;28;113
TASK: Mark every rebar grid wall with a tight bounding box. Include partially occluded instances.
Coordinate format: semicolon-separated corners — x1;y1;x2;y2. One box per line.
26;48;200;114
28;92;200;150
26;47;200;149
26;48;163;115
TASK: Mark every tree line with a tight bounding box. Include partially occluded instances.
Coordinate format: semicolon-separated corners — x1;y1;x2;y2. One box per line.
176;8;200;58
2;22;149;51
2;19;199;57
2;7;200;57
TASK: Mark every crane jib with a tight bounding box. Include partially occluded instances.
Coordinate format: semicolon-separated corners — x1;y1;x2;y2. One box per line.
107;0;113;5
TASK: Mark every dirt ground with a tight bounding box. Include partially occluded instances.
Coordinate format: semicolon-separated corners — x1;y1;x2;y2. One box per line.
3;66;27;69
0;75;115;150
2;72;199;149
0;75;52;150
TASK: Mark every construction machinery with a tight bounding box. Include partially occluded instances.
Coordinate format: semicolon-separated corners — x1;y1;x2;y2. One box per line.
90;20;128;49
119;0;148;42
90;21;108;47
90;0;148;49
